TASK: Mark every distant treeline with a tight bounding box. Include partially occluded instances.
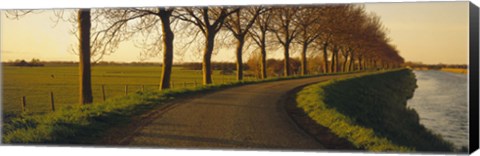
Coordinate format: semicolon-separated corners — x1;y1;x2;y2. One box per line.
2;59;165;66
404;62;467;70
3;59;44;67
177;62;245;71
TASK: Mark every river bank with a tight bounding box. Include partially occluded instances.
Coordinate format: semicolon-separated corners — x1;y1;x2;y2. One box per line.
440;68;468;74
407;70;468;151
293;69;455;152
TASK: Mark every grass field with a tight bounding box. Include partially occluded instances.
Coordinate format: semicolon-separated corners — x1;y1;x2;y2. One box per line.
2;65;250;114
2;66;327;144
440;68;468;74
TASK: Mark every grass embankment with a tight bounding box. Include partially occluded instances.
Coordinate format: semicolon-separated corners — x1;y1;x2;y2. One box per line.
2;71;354;144
296;69;454;152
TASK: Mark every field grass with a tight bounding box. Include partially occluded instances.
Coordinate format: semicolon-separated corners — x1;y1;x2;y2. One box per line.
2;86;227;143
296;69;455;152
2;65;250;114
440;68;468;74
2;67;348;144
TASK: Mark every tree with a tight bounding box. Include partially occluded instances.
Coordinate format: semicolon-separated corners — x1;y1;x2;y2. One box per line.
248;6;273;79
326;5;353;73
224;7;263;81
78;9;93;104
246;50;262;78
271;6;300;77
356;12;388;70
94;8;176;89
305;5;348;73
294;7;324;75
157;9;175;89
176;7;239;84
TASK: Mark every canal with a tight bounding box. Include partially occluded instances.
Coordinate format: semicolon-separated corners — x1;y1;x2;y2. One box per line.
407;70;468;150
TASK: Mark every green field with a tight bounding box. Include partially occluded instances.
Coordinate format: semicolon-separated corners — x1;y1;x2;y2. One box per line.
2;65;248;114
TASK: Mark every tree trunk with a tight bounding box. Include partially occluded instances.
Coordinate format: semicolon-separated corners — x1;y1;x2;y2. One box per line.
203;31;215;85
342;51;349;72
358;55;363;70
363;58;367;70
235;36;245;81
349;51;355;72
260;45;267;79
335;48;339;72
323;43;329;73
330;51;335;73
330;46;337;73
283;43;290;77
363;58;366;70
365;58;369;70
159;10;174;90
300;42;308;76
78;9;93;105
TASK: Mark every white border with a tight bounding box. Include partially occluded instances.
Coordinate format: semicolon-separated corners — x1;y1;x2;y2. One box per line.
0;0;468;9
0;0;478;156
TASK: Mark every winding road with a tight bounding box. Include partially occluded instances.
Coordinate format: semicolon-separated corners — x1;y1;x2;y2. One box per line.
100;73;365;150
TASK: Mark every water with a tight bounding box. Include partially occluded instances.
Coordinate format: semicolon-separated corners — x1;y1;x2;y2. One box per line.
407;70;468;150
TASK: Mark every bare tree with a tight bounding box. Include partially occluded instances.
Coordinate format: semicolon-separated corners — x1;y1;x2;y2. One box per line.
157;9;175;89
175;7;239;84
248;6;272;79
93;8;176;89
313;6;338;74
294;7;324;75
224;7;263;81
355;12;388;70
328;5;355;73
271;6;300;77
78;9;93;104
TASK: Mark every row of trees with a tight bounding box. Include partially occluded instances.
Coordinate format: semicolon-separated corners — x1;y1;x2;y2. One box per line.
6;4;404;105
404;62;468;70
5;58;44;67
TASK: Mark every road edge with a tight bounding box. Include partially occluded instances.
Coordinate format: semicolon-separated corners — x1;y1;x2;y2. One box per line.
281;78;362;151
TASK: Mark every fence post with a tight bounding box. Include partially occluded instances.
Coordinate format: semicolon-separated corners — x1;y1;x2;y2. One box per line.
102;85;106;101
50;92;55;112
142;85;145;92
21;96;26;112
125;85;128;96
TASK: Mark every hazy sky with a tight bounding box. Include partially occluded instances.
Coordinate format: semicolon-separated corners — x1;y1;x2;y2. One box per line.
364;1;469;64
0;1;470;64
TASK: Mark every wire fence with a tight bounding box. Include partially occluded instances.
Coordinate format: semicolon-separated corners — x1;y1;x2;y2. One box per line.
17;76;260;113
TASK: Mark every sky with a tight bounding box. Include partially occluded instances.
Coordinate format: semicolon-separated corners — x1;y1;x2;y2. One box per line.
0;1;471;64
364;1;469;65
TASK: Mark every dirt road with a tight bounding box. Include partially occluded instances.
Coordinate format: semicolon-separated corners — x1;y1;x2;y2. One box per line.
101;73;364;150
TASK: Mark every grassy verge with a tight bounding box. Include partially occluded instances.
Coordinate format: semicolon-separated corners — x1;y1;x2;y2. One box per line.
2;71;359;144
295;69;454;152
